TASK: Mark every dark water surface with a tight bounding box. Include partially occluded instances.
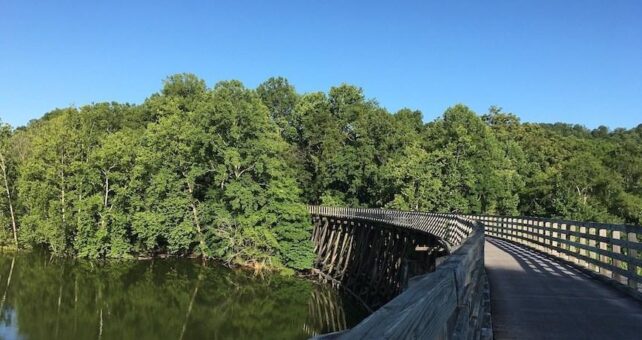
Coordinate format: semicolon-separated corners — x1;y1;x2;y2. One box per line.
0;251;368;340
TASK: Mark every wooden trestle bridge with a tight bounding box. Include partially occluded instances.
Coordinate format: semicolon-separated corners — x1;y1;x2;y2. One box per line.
308;206;642;339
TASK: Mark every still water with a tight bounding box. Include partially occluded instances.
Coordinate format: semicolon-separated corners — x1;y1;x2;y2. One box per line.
0;251;368;340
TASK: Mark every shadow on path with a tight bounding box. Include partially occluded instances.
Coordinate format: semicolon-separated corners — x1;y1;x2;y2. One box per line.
485;237;642;340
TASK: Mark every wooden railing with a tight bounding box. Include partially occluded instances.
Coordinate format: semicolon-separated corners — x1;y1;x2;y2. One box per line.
477;215;642;299
310;207;490;339
308;206;475;249
311;208;642;339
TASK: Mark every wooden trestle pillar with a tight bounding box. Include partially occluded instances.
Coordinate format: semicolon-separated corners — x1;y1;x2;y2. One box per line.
311;214;447;309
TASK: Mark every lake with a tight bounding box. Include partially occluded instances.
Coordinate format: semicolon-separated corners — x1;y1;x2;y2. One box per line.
0;251;368;340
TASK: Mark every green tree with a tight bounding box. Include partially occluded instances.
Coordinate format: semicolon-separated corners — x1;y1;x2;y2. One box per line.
17;110;79;253
0;120;19;246
132;75;313;270
6;73;642;268
257;77;300;143
424;105;519;214
383;143;442;211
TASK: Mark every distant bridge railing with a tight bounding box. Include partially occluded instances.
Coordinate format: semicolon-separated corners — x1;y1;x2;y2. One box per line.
309;206;489;339
310;206;475;249
478;215;642;299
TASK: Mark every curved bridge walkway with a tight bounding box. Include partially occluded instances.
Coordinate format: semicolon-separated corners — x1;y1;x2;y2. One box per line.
486;237;642;339
308;208;642;339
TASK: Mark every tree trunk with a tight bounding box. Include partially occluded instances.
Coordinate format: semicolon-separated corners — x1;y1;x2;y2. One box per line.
104;174;109;208
0;153;18;247
184;178;207;256
99;172;110;229
60;151;66;229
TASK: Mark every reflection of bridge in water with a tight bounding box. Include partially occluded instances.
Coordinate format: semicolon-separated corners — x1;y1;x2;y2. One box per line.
309;206;642;339
303;286;354;337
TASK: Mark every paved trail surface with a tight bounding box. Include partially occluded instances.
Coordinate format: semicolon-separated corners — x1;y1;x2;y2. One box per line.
485;237;642;340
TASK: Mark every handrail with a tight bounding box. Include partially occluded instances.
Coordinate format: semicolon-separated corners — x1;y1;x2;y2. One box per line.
309;206;489;339
309;208;642;339
476;215;642;299
308;206;475;249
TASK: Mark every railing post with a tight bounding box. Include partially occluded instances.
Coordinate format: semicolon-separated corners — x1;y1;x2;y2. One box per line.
579;224;588;269
519;218;537;249
613;230;623;284
544;220;550;253
551;221;558;257
577;223;584;267
539;219;544;252
498;217;508;241
502;217;507;241
560;222;568;261
589;224;597;272
492;216;496;238
524;218;528;243
599;227;611;278
627;227;639;291
568;223;575;264
520;218;537;249
506;217;511;242
528;218;534;248
533;217;544;251
543;220;550;254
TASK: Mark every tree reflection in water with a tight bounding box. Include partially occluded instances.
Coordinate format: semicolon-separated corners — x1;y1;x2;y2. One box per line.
0;251;368;340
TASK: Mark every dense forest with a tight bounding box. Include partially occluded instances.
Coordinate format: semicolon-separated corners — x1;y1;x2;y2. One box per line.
1;74;641;271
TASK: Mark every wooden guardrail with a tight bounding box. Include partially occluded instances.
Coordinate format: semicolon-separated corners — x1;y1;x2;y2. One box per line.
310;207;490;339
311;208;641;339
308;206;475;250
476;216;642;299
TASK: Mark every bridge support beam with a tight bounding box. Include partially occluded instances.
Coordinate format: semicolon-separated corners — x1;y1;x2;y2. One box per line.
310;213;447;309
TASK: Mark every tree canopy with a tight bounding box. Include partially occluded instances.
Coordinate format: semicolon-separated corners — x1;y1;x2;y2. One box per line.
0;74;640;270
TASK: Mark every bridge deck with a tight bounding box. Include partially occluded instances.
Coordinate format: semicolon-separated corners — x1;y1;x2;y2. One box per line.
485;237;642;340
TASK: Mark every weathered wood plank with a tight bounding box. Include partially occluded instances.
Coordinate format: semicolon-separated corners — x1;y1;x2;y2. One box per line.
309;206;486;340
310;207;641;339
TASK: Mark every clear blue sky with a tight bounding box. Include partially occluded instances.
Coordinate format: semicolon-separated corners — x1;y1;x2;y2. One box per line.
1;0;641;128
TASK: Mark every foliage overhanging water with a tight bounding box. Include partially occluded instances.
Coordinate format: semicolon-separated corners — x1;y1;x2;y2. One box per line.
0;250;368;340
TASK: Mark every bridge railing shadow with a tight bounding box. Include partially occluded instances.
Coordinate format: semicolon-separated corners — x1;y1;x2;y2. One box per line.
478;215;642;301
487;237;588;281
